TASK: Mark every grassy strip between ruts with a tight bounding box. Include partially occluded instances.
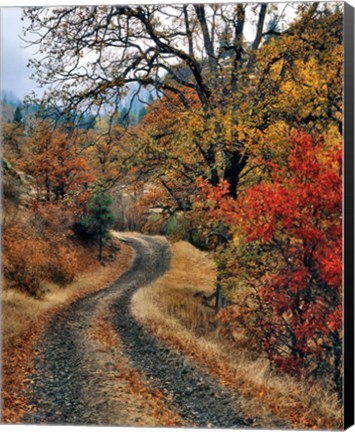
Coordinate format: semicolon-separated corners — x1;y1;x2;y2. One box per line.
131;240;342;431
87;302;184;426
1;239;133;424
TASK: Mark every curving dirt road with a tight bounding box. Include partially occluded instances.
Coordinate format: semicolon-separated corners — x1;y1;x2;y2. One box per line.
24;234;250;427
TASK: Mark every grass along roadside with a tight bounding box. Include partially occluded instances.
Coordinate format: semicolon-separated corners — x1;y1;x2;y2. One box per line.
131;240;342;430
1;239;133;423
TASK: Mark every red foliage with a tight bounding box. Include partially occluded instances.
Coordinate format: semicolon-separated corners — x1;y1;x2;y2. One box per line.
203;132;343;397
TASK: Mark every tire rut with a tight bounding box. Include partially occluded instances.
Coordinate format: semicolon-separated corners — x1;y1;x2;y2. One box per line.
24;234;249;427
112;236;250;428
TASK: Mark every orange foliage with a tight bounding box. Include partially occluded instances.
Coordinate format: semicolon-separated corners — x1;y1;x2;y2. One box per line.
3;225;51;295
50;244;79;285
3;221;79;295
2;321;43;423
2;122;27;168
2;241;133;424
25;121;94;212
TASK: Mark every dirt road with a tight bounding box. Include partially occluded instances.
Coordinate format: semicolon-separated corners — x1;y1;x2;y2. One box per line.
24;233;249;427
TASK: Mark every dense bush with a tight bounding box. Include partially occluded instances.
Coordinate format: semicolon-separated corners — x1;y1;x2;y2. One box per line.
203;132;343;399
50;244;78;285
3;222;80;296
3;225;51;296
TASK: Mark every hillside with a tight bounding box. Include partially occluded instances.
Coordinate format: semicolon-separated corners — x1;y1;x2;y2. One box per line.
2;156;133;422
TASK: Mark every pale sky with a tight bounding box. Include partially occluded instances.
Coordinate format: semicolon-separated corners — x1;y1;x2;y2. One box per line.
0;2;300;102
1;7;43;99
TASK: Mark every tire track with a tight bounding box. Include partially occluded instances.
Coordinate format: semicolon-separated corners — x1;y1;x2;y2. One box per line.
24;233;249;427
112;235;249;428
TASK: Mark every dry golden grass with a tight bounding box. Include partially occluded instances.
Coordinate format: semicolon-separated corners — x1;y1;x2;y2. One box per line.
2;241;132;342
1;240;133;423
87;302;184;427
131;241;343;430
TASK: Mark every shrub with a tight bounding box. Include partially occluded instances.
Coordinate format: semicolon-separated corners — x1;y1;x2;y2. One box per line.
3;225;50;296
203;132;343;399
3;224;80;295
50;244;78;285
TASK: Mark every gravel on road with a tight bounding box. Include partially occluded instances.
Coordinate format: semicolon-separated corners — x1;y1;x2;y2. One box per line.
24;234;250;427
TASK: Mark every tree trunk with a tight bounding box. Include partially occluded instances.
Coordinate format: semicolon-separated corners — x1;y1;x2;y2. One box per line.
332;330;343;402
215;283;227;313
223;150;248;198
99;226;103;262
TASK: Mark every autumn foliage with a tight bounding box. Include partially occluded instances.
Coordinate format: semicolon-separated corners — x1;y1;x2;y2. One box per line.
3;220;79;295
25;122;93;210
2;121;97;295
200;131;342;398
1;3;345;424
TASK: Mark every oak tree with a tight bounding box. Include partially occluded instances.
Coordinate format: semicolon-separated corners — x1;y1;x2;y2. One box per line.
23;3;340;198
